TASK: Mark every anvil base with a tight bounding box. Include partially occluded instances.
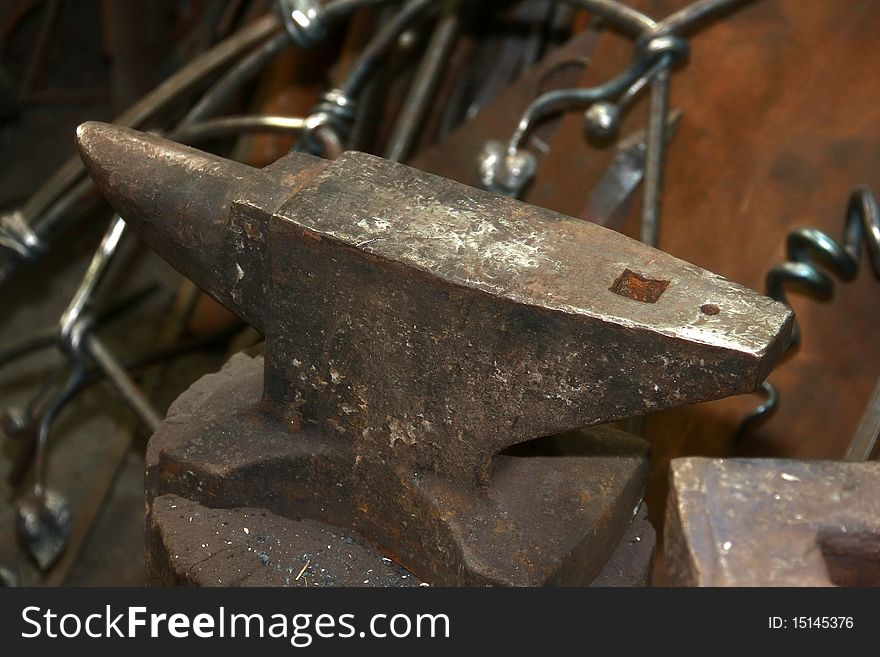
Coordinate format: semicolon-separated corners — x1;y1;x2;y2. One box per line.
147;494;654;586
145;353;654;586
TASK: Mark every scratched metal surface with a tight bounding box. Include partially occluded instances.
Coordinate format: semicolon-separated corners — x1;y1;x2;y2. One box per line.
285;152;791;353
149;494;421;587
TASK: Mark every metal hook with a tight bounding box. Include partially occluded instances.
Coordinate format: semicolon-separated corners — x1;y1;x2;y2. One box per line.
477;32;688;199
14;360;85;570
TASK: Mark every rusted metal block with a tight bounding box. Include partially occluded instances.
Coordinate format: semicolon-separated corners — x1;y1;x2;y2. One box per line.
665;457;880;586
76;123;792;585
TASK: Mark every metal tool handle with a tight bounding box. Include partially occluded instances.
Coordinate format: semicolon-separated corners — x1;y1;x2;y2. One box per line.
85;333;162;432
59;214;126;348
845;374;880;462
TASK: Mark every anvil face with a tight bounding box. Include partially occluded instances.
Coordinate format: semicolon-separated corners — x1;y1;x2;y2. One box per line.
77;122;792;585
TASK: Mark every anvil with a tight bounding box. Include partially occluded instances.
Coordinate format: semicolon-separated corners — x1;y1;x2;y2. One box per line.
77;122;792;586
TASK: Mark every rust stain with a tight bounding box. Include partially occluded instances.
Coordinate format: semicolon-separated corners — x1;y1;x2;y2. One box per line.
609;268;670;304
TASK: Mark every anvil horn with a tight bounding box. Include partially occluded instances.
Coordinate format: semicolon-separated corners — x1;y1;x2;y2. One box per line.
76;121;322;333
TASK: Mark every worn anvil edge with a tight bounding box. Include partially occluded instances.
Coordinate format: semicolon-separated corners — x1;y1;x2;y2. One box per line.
279;150;793;360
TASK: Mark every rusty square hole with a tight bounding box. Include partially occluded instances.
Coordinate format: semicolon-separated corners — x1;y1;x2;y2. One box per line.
609;268;670;304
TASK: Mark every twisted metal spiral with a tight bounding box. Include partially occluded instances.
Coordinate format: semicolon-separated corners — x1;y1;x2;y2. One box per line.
737;187;880;438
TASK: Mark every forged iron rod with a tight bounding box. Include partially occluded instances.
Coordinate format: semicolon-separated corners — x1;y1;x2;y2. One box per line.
384;3;459;162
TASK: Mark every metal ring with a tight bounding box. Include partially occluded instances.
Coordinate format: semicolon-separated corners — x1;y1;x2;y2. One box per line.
635;33;690;68
301;89;356;153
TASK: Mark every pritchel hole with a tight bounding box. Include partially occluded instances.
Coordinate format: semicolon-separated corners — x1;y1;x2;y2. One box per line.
609;268;670;304
701;304;720;316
